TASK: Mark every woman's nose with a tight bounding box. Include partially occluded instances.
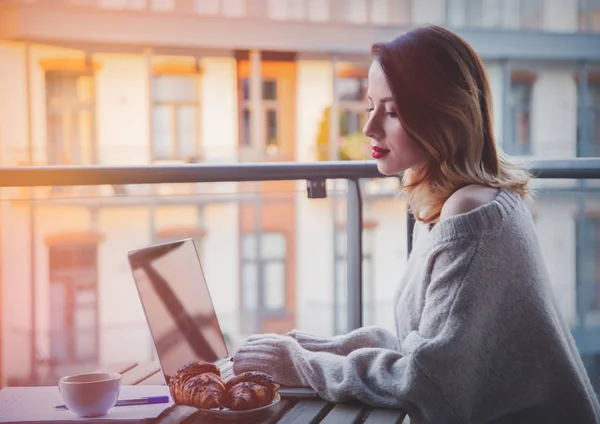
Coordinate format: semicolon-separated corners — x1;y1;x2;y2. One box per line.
363;117;381;140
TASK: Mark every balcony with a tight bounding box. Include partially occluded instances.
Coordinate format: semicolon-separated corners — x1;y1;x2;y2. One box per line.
1;158;600;406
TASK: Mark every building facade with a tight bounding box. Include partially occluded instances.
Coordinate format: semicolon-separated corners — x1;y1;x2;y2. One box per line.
0;0;599;394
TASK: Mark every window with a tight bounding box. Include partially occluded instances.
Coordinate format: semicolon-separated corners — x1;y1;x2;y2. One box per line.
338;73;370;161
96;0;147;9
575;214;600;396
576;216;600;312
240;78;281;154
49;244;98;365
45;71;95;165
334;226;375;334
339;76;369;135
465;0;503;27
519;0;543;29
371;0;411;25
581;354;600;394
577;78;600;157
98;0;176;10
580;0;600;32
240;232;287;333
316;69;372;161
338;76;366;102
236;56;295;160
507;80;533;155
449;0;507;28
152;75;200;161
589;82;600;156
268;0;307;20
447;0;542;29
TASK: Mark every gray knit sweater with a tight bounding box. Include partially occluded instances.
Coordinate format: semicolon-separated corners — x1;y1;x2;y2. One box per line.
233;189;600;423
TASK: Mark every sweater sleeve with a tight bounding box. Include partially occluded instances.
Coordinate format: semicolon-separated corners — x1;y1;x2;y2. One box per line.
287;325;399;355
285;240;477;422
235;239;477;423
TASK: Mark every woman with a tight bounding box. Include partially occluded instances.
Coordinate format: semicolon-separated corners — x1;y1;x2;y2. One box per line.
232;25;600;423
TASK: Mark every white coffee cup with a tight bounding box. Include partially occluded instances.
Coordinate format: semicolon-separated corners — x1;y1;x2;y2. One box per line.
58;372;122;417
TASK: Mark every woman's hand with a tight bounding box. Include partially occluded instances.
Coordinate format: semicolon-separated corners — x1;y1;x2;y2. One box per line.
232;334;310;387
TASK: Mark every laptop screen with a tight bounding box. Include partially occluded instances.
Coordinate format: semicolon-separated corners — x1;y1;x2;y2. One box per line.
128;239;229;380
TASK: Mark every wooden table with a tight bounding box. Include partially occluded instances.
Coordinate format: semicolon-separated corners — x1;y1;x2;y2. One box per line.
97;362;408;424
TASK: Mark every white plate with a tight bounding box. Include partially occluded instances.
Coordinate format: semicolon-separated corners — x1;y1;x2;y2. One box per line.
198;393;281;420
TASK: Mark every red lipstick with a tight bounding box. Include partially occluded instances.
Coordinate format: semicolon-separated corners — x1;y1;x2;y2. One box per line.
372;146;391;159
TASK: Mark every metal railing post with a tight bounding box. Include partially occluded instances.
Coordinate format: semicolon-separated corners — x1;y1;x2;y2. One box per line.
346;178;363;331
407;209;415;256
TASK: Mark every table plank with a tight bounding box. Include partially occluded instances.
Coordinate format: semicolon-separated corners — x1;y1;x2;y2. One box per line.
363;408;407;424
121;361;162;385
138;370;167;385
95;361;138;375
155;405;199;424
277;399;332;424
319;403;367;424
156;399;294;424
259;399;295;424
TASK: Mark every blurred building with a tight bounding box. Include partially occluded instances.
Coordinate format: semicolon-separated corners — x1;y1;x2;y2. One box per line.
0;0;599;393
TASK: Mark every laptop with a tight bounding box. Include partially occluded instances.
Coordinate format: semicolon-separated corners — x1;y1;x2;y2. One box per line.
127;238;318;398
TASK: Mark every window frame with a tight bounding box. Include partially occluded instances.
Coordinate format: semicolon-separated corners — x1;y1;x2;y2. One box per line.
240;231;288;319
588;82;600;156
48;243;99;365
151;73;202;162
579;0;600;32
240;77;282;154
506;78;534;156
338;75;369;137
575;214;600;314
44;70;96;165
518;0;544;29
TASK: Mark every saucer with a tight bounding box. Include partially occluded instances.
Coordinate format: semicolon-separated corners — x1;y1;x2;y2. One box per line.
198;393;281;420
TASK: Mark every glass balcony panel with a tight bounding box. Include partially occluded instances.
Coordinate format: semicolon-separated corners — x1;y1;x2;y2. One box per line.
527;181;600;395
0;179;356;385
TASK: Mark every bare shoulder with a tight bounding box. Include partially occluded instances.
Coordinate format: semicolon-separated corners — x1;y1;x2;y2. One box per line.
441;185;500;220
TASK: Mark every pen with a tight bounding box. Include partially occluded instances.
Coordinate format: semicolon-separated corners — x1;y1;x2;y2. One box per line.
54;395;170;409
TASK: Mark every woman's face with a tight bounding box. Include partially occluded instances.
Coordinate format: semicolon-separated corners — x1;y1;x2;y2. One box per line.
363;61;427;176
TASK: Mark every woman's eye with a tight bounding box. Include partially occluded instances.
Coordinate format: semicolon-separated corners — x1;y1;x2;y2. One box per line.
366;107;374;113
386;111;398;118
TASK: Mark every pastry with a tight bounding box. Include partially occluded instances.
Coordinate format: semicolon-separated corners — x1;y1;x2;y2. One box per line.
168;360;221;406
180;372;226;409
224;381;273;410
169;361;279;411
224;371;280;410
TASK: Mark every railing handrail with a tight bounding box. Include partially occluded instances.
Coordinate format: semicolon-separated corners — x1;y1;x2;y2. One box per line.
1;158;600;187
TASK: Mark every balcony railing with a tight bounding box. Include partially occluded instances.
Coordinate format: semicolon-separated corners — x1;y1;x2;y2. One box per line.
2;158;600;330
3;158;600;389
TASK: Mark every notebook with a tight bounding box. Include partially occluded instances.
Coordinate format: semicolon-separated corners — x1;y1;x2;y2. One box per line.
0;385;172;423
127;239;318;398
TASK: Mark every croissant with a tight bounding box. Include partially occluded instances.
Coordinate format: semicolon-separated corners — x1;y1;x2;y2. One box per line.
224;381;272;410
225;371;278;395
169;362;280;411
168;360;221;405
223;371;280;410
180;372;226;409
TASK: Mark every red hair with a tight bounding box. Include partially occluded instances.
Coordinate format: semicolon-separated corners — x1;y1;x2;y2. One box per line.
372;25;529;223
